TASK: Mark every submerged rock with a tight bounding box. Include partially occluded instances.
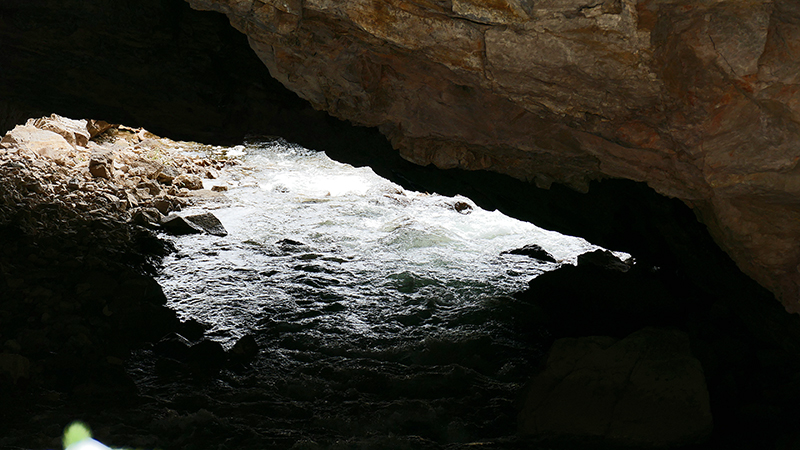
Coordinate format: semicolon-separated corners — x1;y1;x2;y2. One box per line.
519;328;712;448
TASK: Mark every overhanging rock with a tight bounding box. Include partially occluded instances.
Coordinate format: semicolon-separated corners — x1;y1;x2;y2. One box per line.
184;0;800;312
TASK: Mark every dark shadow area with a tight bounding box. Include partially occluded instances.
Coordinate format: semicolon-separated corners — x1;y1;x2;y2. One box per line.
0;0;313;144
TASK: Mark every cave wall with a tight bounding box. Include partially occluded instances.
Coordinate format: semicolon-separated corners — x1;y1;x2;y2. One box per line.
2;0;800;316
0;0;318;144
180;0;800;312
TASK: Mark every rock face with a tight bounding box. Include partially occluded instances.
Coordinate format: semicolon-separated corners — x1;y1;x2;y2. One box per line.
519;328;712;447
183;0;800;312
519;328;712;448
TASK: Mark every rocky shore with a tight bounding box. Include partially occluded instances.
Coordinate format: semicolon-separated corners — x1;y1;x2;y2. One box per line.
0;115;231;448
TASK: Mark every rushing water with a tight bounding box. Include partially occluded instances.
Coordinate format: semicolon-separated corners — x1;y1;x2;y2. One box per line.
135;139;611;449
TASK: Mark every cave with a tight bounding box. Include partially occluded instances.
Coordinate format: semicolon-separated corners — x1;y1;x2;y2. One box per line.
3;0;800;449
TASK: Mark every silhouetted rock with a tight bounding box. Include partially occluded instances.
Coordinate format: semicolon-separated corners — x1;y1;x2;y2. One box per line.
229;334;259;363
516;256;683;337
501;244;556;263
161;214;203;235
519;328;712;448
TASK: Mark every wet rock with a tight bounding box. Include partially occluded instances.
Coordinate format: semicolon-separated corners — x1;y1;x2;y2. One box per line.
186;212;227;236
501;244;556;263
186;339;227;369
173;173;203;190
177;318;208;342
160;214;203;235
440;199;473;214
519;328;712;448
153;332;193;360
161;212;227;236
229;334;259;363
89;149;114;179
131;207;164;229
277;239;308;252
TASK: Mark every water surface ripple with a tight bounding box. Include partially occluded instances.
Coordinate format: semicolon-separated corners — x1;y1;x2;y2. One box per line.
139;140;605;448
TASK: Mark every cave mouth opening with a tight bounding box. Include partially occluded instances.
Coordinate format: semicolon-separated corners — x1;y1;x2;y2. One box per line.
127;135;629;447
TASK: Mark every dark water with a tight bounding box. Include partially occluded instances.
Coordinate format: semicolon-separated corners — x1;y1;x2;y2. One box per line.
128;140;611;448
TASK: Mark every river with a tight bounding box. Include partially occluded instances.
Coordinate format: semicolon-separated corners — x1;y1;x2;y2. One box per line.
131;138;611;449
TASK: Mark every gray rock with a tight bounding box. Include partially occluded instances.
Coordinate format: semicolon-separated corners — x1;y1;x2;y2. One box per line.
186;212;227;236
161;212;227;236
519;328;712;448
161;214;203;235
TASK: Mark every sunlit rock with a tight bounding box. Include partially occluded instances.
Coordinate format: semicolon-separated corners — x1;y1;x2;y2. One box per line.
0;124;74;162
89;149;114;179
30;114;91;148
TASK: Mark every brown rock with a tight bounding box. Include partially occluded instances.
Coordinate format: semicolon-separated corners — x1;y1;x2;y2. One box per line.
156;165;181;184
173;173;204;190
87;119;114;139
184;0;800;312
0;124;74;162
89;149;114;179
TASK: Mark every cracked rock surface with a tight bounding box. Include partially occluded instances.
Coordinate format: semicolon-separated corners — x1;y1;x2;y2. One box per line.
185;0;800;311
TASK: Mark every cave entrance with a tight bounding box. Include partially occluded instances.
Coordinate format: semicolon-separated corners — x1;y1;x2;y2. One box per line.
134;137;620;447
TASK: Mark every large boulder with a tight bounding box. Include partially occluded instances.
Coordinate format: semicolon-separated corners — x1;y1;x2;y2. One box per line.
0;124;74;163
30;114;91;148
519;327;712;448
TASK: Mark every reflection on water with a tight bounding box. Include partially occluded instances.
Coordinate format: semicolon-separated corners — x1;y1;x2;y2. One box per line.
136;139;608;448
